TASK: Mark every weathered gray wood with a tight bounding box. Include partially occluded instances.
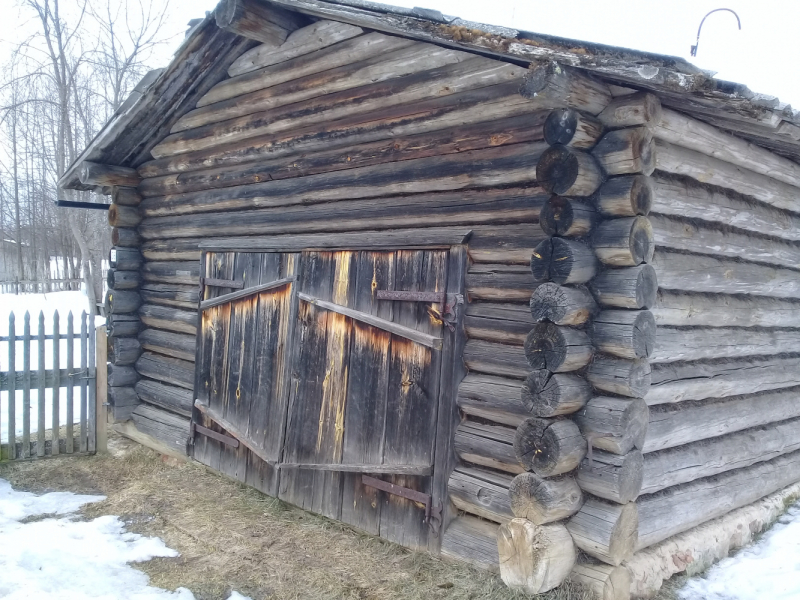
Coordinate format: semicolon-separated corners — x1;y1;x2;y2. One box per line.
78;162;140;187
467;224;547;265
587;357;651;399
577;449;643;504
509;472;583;524
139;283;199;310
646;356;800;406
138;329;196;362
651;326;800;363
521;370;592;417
598;92;662;128
498;519;576;594
465;302;534;326
448;465;513;523
650;175;800;243
140;239;201;261
653;250;800;300
65;313;73;454
107;204;141;228
464;314;531;346
641;418;800;495
6;314;15;459
456;374;530;427
135;378;193;417
215;0;304;46
531;238;597;285
652;212;800;271
142;261;200;286
593;127;655;176
107;315;141;338
536;145;604;196
111;186;141;207
228;20;364;76
109;247;142;271
539;196;599;237
440;515;499;572
108;386;139;408
79;312;88;453
466;263;539;301
524;323;593;372
591;310;656;360
105;289;142;315
589;264;657;309
110;337;142;367
636;450;800;551
544;108;604;149
463;339;529;379
453;419;524;475
52;312;59;456
137;304;197;336
111;227;140;247
592;217;654;266
136;352;193;390
130;403;190;454
518;60;612;116
654;139;800;213
108;364;138;387
36;312;45;456
199;277;291;310
573;396;649;455
22;313;30;458
514;417;587;476
596;174;653;217
299;292;442;349
653;107;800;189
567;499;638;566
644;387;800;453
107;270;141;291
569;562;631;600
529;282;597;326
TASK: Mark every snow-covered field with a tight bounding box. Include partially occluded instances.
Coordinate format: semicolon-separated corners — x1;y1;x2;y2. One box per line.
0;291;105;443
0;478;250;600
679;501;800;600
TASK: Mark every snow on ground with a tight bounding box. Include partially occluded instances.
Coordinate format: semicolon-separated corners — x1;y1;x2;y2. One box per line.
0;291;105;443
680;501;800;600
0;478;251;600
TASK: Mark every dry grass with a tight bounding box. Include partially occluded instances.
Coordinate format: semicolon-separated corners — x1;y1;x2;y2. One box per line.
0;434;591;600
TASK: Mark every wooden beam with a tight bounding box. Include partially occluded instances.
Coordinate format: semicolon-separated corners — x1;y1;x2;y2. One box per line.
199;277;293;310
215;0;305;46
298;293;442;349
78;162;141;187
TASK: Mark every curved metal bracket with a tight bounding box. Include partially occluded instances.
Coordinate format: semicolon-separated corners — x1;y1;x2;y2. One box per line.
691;8;742;56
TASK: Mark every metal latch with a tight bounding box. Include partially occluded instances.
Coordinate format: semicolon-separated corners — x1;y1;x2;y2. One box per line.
361;474;443;536
376;290;463;332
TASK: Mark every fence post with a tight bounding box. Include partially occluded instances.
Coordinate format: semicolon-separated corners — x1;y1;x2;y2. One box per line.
95;325;108;453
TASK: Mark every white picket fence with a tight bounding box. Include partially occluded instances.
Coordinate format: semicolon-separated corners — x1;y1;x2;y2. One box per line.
0;310;106;460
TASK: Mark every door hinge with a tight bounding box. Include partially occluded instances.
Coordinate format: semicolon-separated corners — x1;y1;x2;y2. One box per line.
361;474;443;536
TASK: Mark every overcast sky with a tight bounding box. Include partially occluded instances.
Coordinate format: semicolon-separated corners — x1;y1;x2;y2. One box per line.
3;0;799;109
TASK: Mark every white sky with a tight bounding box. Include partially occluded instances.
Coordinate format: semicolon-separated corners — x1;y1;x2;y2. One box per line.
2;0;799;108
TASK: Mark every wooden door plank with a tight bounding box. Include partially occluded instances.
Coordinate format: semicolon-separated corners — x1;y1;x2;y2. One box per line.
279;251;336;511
199;277;293;310
279;463;431;475
297;293;442;348
429;245;468;555
379;249;447;550
310;250;357;520
340;251;395;535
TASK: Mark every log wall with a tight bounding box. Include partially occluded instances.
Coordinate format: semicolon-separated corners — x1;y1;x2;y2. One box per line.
91;16;800;599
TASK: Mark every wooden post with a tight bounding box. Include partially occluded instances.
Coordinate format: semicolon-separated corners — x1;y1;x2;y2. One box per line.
95;325;108;452
7;313;15;460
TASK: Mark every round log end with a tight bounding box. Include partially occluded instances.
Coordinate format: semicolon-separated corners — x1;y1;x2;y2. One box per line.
515;417;587;476
522;371;592;416
525;323;592;373
530;282;597;326
551;238;598;285
215;0;241;28
636;130;656;177
570;563;632;600
498;519;577;594
536;145;579;194
530;239;553;283
609;503;639;565
630;216;654;264
636;265;658;309
544;108;580;146
632;311;656;359
509;472;583;524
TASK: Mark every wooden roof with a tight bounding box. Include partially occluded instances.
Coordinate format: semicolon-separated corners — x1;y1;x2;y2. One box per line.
60;0;800;190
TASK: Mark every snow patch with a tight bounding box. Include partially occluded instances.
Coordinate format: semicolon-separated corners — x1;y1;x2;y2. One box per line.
680;502;800;600
0;478;251;600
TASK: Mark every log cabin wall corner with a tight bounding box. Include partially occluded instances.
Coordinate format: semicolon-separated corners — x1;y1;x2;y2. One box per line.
59;1;800;598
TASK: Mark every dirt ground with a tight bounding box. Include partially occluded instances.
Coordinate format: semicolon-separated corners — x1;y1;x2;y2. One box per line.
0;433;605;600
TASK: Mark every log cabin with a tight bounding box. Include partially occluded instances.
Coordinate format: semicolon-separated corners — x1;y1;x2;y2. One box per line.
59;1;800;597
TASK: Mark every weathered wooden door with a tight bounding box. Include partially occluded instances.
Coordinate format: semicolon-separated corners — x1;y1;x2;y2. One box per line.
191;251;297;496
192;249;453;550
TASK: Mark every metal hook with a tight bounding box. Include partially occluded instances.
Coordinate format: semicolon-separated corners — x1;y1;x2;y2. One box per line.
691;8;742;57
